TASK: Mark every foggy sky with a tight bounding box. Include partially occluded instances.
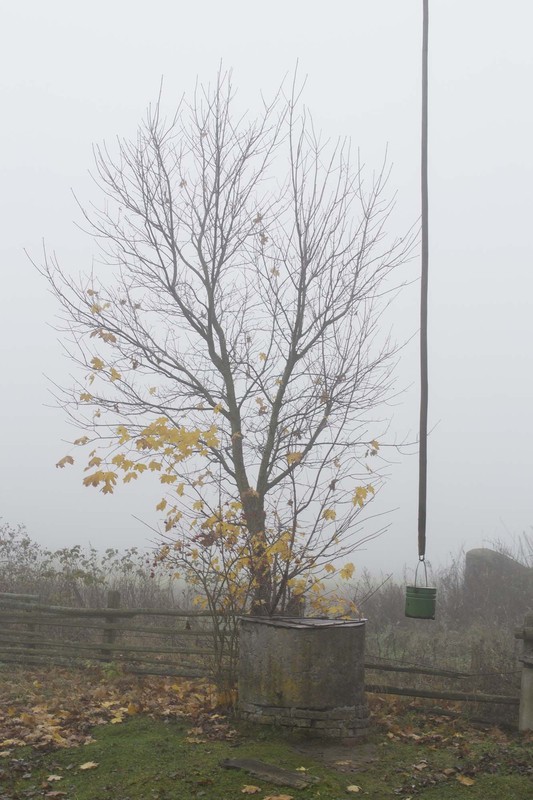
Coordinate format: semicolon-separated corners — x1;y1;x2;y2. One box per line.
2;1;533;579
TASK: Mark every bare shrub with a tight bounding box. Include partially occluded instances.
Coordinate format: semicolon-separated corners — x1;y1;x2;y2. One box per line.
0;520;180;609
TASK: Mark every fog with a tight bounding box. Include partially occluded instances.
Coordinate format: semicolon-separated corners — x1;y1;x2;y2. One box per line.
2;1;532;578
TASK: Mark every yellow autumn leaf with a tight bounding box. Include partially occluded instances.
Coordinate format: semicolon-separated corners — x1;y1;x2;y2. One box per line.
116;425;130;443
82;470;117;493
322;508;336;521
192;500;204;511
352;484;374;508
156;499;167;512
241;787;261;795
339;562;355;580
55;455;74;469
109;367;121;382
148;386;157;395
73;436;90;446
259;352;267;362
324;563;336;574
346;786;362;793
79;392;92;402
90;356;104;370
79;761;99;770
98;329;117;343
286;451;302;466
46;775;63;782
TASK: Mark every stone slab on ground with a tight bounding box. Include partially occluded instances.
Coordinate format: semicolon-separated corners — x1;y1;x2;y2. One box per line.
220;757;320;788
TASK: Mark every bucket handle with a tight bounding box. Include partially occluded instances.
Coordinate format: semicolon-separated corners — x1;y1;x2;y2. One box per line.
414;556;429;588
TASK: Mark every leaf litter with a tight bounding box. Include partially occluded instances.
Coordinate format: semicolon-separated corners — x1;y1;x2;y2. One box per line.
368;694;532;794
0;664;236;756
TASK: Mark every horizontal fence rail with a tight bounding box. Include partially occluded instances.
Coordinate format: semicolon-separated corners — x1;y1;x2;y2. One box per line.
365;683;519;705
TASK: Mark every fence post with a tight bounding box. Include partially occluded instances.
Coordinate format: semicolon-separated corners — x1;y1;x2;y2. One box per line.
101;590;121;662
26;594;41;650
517;612;533;732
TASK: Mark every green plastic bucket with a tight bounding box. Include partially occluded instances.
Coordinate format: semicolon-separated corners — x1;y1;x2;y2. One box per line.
405;585;437;619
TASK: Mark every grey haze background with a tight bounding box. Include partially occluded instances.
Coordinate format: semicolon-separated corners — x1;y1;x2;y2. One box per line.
2;0;532;578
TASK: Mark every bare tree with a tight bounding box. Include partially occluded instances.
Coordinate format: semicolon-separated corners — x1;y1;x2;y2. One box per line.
40;70;415;615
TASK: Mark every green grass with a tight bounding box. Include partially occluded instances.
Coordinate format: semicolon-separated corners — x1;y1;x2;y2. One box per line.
3;713;532;800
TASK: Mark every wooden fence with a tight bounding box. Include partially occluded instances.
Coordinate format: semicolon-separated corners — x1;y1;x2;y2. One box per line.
0;591;234;679
0;592;523;714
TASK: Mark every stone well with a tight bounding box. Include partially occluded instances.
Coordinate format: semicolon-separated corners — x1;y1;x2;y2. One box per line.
238;617;368;738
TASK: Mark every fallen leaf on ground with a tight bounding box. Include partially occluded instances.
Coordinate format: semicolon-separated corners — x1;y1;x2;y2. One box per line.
264;796;294;800
241;786;261;794
457;775;475;786
347;785;362;793
46;775;63;781
295;766;308;772
79;761;99;770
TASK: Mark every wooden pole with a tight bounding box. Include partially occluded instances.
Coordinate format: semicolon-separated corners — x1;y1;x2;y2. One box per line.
418;0;429;560
518;612;533;731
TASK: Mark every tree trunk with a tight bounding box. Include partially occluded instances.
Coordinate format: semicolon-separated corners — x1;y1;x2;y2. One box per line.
241;488;272;615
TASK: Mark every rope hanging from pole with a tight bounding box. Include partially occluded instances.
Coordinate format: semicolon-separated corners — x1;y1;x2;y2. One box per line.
418;0;429;560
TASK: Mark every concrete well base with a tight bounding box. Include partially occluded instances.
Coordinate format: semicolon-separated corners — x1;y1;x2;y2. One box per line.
238;617;369;739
